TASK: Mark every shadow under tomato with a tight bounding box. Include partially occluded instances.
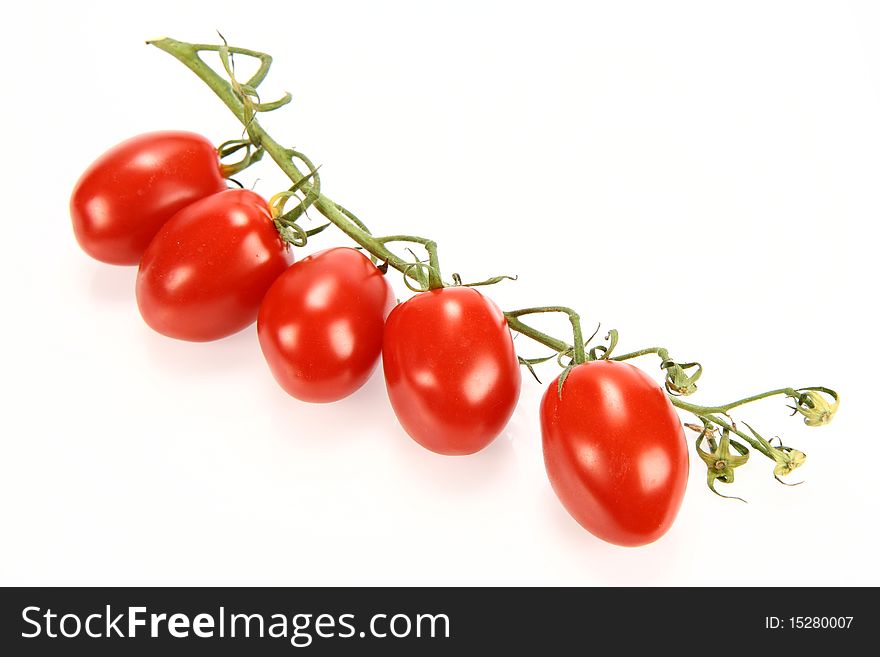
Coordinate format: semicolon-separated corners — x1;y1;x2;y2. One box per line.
534;483;689;583
385;414;518;497
139;322;263;378
259;355;402;447
257;355;517;495
82;259;138;305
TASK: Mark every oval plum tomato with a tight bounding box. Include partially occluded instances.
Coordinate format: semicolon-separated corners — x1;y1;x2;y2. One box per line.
70;131;227;265
258;247;395;403
540;360;688;547
382;287;521;455
136;189;292;342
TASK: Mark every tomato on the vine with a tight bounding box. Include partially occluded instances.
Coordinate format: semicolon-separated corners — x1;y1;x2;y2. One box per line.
136;189;292;342
70;131;227;265
258;247;395;403
540;360;688;546
382;287;521;455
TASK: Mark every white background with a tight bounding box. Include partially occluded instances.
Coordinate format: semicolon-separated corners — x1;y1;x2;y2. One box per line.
2;0;877;586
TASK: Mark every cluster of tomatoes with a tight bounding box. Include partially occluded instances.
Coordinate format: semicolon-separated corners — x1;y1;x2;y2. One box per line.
71;131;688;547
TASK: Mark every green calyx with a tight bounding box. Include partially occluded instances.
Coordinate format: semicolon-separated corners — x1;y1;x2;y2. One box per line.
661;359;702;396
741;422;806;486
695;425;750;501
789;388;839;427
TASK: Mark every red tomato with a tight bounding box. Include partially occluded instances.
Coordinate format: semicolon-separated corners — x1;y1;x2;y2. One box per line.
258;248;395;403
71;131;227;265
136;189;292;342
382;287;521;455
541;360;688;546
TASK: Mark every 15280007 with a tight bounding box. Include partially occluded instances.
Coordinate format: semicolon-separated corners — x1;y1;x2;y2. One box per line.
791;617;854;629
765;617;854;629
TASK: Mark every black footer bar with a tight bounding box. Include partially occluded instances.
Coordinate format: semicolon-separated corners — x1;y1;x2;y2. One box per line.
1;586;871;654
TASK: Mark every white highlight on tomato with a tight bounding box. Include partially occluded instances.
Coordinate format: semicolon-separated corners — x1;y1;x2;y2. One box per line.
442;298;463;321
304;278;337;311
162;265;194;294
328;319;355;359
639;446;672;494
462;356;500;405
277;324;299;351
412;369;438;389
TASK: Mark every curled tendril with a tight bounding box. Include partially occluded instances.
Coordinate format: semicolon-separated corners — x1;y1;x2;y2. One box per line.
217;139;264;177
587;329;619;360
556;349;575;370
254;94;292;112
267;166;323;246
217;138;249;158
402;262;432;293
271;192;330;246
661;359;702;396
269;190;298;217
280;150;321;220
693;424;750;502
397;247;444;291
217;32;291;136
274;222;308;247
450;272;518;288
285;150;321;188
518;354;555;384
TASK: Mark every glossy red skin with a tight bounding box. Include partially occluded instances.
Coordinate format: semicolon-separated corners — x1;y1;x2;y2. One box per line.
258;248;396;403
136;189;292;342
70;131;227;265
541;360;688;546
382;287;521;455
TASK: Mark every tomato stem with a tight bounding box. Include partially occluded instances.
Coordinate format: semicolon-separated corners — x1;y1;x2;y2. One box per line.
672;388;798;416
148;37;444;290
612;347;667;361
693;413;772;459
504;307;586;364
504;316;570;355
148;36;839;494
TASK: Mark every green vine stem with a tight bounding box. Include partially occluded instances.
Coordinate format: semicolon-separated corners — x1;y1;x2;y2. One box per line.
149;37;443;290
148;36;839;497
505;315;570;355
673;389;796;416
505;307;586;365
